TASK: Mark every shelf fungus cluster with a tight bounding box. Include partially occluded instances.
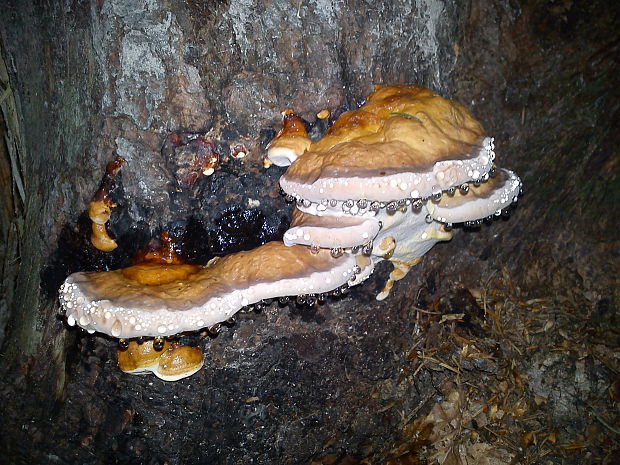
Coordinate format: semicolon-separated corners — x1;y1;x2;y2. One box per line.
270;84;521;299
59;84;521;381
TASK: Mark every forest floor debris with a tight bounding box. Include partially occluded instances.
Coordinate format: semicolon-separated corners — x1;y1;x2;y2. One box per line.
311;268;619;465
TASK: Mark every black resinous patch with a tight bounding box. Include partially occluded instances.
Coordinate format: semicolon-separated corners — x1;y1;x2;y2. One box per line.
207;206;289;256
42;207;289;300
163;208;289;264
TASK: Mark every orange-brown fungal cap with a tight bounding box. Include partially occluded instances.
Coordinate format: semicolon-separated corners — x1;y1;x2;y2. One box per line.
117;340;203;381
157;343;204;381
273;85;521;301
279;85;494;203
313;85;483;153
117;339;171;373
59;241;370;338
267;109;311;166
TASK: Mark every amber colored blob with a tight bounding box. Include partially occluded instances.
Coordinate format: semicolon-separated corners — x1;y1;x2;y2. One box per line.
90;223;118;252
89;155;124;252
88;200;113;224
134;231;185;266
280;110;309;137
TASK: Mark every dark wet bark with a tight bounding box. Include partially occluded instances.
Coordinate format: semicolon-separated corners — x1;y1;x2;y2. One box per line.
0;1;617;464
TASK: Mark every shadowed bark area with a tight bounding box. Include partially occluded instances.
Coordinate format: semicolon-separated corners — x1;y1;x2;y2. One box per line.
0;1;617;464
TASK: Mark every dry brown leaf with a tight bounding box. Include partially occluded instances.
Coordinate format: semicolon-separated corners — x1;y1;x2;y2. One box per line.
521;431;535;447
467;443;514;465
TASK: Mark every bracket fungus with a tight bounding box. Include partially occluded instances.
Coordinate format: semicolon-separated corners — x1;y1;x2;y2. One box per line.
60;241;372;339
270;84;522;300
265;109;311;167
117;339;204;382
59;84;521;381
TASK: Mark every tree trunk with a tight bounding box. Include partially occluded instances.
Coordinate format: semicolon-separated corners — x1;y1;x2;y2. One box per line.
0;1;617;464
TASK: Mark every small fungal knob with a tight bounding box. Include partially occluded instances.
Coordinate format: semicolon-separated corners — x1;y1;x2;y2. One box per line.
89;155;124;252
117;339;203;382
157;343;204;382
170;136;219;187
90;223;118;252
88;200;114;225
231;144;247;159
267;109;311;166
